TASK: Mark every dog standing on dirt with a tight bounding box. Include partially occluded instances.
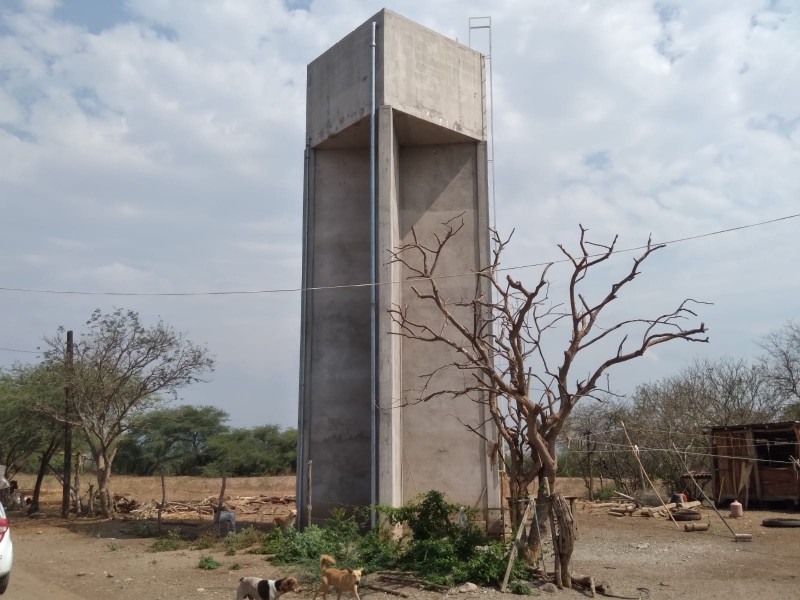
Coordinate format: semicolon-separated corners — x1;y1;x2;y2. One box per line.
312;555;363;600
274;508;297;529
235;576;300;600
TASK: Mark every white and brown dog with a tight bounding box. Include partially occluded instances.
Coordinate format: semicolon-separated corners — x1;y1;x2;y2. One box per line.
312;555;363;600
274;508;297;529
235;576;300;600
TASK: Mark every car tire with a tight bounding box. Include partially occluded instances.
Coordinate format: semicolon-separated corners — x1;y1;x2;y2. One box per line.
0;572;9;594
672;509;702;521
761;518;800;528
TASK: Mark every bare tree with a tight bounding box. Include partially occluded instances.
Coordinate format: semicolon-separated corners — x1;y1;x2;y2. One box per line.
389;219;708;585
760;321;800;417
41;308;215;517
569;357;781;497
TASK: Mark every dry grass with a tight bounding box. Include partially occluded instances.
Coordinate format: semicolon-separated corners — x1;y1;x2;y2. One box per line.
11;473;296;505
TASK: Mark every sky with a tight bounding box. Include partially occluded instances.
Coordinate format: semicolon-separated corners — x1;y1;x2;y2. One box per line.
0;0;798;429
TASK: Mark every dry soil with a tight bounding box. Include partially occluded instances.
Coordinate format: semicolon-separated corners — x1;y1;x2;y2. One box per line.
3;476;799;600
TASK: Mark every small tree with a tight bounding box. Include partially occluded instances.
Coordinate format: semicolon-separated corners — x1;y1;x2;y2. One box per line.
389;221;708;585
0;364;64;512
40;308;215;516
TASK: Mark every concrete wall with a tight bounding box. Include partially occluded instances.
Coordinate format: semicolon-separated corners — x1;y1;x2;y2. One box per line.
382;11;484;140
306;9;484;148
300;9;499;528
396;141;494;506
303;147;373;512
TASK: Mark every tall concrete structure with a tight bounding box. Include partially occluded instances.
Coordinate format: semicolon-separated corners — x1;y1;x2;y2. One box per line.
298;9;500;529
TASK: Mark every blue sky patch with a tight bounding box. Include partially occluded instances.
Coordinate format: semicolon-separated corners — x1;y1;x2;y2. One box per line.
54;0;129;34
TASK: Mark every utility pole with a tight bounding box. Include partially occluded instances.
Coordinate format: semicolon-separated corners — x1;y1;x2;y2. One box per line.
61;330;73;518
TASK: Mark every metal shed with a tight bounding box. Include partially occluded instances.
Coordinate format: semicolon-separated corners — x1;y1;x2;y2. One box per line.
709;421;800;507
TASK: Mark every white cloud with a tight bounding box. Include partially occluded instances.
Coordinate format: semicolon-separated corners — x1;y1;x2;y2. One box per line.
0;0;798;426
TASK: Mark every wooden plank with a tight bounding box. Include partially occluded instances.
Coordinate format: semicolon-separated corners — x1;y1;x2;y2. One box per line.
500;499;533;593
747;429;762;503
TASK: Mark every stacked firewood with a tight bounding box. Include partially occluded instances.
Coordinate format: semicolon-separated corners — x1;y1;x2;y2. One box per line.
588;491;702;518
124;494;296;518
638;500;701;518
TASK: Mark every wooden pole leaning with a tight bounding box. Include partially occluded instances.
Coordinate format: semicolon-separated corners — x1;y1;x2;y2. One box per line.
620;422;680;530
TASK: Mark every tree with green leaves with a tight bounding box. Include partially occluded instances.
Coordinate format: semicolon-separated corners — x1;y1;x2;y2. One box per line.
0;364;65;512
40;308;215;516
116;405;229;476
206;425;297;476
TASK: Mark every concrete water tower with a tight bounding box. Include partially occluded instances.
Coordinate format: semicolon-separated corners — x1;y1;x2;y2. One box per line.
297;9;500;529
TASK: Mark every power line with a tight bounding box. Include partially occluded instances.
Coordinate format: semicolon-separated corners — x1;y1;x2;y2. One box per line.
0;346;41;354
503;212;800;273
563;440;797;466
0;212;797;298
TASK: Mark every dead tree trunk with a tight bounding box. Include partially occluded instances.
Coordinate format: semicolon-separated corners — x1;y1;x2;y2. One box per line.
550;492;575;589
524;474;550;568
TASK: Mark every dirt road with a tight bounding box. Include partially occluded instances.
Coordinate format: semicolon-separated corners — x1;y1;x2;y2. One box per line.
3;475;798;600
6;517;251;599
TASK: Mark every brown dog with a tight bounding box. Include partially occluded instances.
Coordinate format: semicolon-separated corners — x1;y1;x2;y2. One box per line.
274;508;297;529
312;555;363;600
235;576;300;600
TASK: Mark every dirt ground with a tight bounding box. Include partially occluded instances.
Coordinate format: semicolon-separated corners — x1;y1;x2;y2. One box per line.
3;476;799;600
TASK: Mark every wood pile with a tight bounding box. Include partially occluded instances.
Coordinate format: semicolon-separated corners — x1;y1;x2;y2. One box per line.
113;496;141;513
588;491;702;519
639;500;701;518
122;494;296;519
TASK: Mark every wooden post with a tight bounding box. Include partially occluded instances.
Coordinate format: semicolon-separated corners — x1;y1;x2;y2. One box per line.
500;498;533;592
548;497;561;588
584;430;595;501
73;451;82;514
158;467;167;531
671;443;748;542
61;330;73;518
621;422;680;529
215;468;228;533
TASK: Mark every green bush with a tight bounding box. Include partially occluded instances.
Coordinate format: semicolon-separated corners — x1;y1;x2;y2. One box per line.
592;485;618;501
192;532;217;550
261;490;530;589
198;555;221;570
150;528;189;552
508;580;534;595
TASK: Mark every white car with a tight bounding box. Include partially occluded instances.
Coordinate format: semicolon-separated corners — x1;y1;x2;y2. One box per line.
0;501;11;594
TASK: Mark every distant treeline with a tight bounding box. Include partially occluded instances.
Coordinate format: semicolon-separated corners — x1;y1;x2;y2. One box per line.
113;405;297;477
